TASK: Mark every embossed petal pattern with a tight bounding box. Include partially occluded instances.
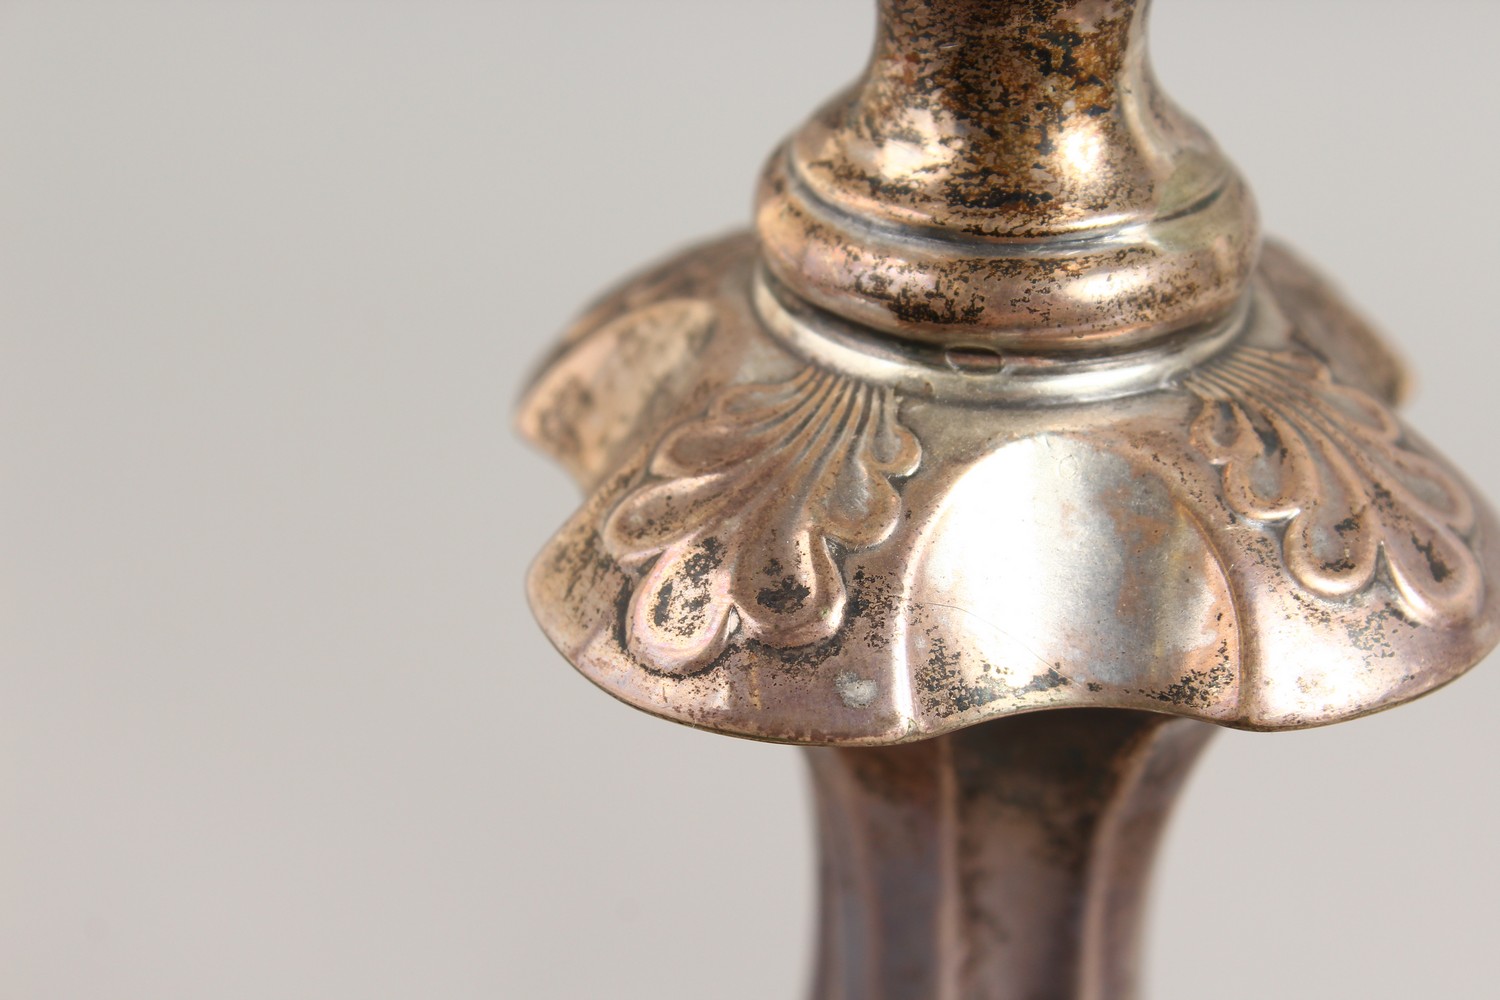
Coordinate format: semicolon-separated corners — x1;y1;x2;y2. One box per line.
522;237;1500;741
602;368;920;675
1186;347;1482;625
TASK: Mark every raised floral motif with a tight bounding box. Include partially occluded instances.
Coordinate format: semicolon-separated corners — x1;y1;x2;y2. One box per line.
1185;347;1481;625
602;367;921;674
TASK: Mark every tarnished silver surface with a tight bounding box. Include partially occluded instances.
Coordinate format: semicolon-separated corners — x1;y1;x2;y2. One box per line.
521;230;1497;743
755;0;1259;350
519;0;1496;996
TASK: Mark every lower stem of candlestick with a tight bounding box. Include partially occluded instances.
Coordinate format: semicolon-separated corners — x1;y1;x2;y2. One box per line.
803;710;1214;1000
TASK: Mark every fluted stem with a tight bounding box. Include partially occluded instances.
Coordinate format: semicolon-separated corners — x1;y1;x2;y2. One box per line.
805;710;1213;1000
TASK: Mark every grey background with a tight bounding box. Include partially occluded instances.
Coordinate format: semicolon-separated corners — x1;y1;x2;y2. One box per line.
2;1;1496;997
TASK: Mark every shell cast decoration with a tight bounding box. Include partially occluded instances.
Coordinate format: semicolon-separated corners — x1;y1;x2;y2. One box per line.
603;367;921;675
1185;346;1482;625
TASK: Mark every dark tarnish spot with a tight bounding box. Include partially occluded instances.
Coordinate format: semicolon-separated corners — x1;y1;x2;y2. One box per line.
849;568;901;653
1323;556;1358;574
1289;588;1336;630
611;577;636;647
1412;536;1453;583
738;560;900;673
672;538;726;630
758;575;812;614
651;581;675;628
638;536;729;648
551;528;627;611
682;537;726;583
625;537;740;681
879;285;989;327
917;627;1074;717
1020;668;1071;695
1147;645;1234;710
1345;606;1415;660
749;634;842;671
745;561;908;672
950;187;1057;212
928;634;963;674
915;633;977;714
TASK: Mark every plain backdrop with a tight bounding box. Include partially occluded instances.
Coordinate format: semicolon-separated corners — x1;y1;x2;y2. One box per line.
2;1;1497;998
